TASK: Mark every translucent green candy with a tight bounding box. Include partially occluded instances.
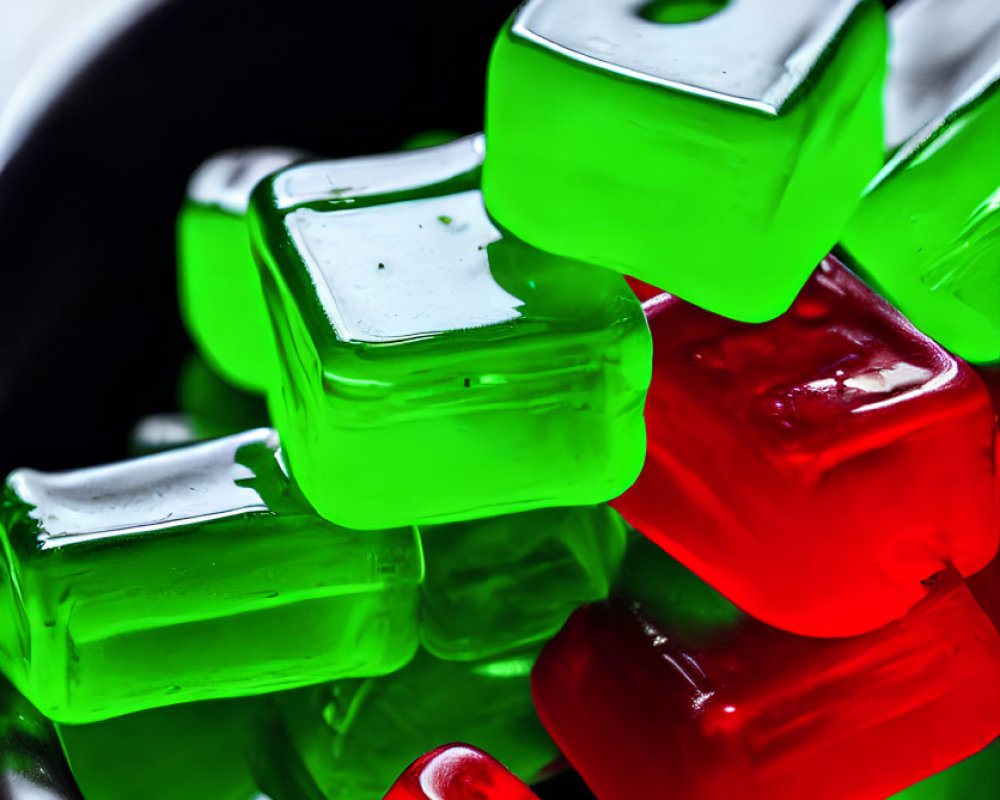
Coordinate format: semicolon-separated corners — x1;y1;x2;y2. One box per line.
889;741;999;799
250;135;651;530
419;504;626;661
841;3;1000;364
254;647;558;800
0;429;422;723
613;530;741;640
179;148;307;392
483;0;887;322
57;697;264;800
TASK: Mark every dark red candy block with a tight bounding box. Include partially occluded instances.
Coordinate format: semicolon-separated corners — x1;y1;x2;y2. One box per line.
975;367;1000;422
969;555;1000;630
613;256;998;636
973;367;1000;528
533;571;1000;800
384;744;540;800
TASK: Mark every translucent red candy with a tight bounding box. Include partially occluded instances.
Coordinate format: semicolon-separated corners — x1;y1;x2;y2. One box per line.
383;744;540;800
613;256;998;636
532;570;1000;800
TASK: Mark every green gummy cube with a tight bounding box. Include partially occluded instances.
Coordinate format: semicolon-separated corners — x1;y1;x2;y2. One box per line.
842;1;1000;364
0;429;422;723
483;0;887;322
614;530;742;640
419;504;626;661
179;148;308;393
250;135;651;530
254;648;559;800
57;697;264;800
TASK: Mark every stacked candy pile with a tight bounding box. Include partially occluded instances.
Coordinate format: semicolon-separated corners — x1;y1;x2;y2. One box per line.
1;0;998;798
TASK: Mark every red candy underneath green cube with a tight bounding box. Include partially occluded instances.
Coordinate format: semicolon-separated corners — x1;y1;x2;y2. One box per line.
533;546;1000;800
613;256;997;636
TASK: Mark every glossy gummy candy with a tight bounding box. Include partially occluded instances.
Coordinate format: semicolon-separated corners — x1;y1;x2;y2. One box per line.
532;539;1000;800
383;744;540;800
484;0;887;321
419;504;626;661
841;0;1000;364
0;429;422;723
250;135;651;530
613;255;998;636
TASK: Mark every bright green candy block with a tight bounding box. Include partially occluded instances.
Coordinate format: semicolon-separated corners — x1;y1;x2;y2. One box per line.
483;0;887;322
0;429;422;723
179;148;307;393
419;504;626;661
57;697;264;800
889;741;999;799
250;135;651;530
254;647;559;800
841;3;1000;364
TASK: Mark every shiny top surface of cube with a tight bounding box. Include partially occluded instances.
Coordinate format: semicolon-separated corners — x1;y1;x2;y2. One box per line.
285;190;522;344
267;134;485;210
642;259;981;458
255;134;640;355
512;0;869;113
6;428;283;549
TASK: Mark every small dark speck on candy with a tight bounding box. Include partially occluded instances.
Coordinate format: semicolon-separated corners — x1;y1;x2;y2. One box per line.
378;263;386;270
464;378;471;388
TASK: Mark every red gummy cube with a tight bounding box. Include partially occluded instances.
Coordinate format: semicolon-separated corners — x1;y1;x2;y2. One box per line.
384;744;539;800
613;256;998;636
532;570;1000;800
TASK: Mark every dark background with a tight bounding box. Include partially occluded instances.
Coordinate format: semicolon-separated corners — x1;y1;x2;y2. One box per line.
0;0;516;478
